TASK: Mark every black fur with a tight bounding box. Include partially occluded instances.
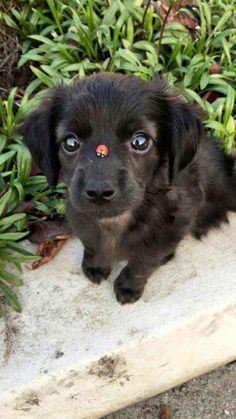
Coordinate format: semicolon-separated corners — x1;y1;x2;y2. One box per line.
19;73;236;304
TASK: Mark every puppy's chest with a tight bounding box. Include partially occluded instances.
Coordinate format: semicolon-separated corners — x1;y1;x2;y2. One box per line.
98;213;131;260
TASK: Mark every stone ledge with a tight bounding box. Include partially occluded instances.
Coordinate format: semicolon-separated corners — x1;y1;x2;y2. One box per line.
0;214;236;418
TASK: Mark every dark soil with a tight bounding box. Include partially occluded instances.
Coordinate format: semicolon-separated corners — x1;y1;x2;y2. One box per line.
0;1;32;97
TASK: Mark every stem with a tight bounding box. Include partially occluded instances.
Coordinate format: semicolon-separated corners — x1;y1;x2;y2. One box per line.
157;4;173;59
141;0;152;31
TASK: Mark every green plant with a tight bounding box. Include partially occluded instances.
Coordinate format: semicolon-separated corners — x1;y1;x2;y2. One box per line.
0;85;65;313
0;86;37;313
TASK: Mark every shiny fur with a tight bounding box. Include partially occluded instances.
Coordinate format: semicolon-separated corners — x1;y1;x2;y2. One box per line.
19;73;236;304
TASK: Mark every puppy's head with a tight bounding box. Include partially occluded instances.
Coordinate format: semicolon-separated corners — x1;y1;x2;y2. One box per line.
19;73;204;218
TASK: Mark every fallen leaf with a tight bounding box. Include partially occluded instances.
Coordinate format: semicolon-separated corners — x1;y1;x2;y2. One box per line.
31;236;69;269
160;404;172;419
176;11;198;30
159;0;199;39
202;91;221;103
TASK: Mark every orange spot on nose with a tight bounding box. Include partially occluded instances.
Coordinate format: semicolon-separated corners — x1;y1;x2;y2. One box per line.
96;144;109;157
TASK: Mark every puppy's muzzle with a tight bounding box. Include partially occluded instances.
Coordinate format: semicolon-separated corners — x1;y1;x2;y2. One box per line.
84;178;116;205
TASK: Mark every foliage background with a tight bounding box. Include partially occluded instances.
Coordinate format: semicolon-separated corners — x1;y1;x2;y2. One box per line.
0;0;235;312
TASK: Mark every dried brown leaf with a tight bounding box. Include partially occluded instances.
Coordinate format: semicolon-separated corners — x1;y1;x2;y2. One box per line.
202;91;221;103
160;404;172;419
159;0;199;38
31;236;69;269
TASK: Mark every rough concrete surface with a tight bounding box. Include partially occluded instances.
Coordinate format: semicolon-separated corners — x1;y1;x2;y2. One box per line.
0;214;235;418
104;362;236;419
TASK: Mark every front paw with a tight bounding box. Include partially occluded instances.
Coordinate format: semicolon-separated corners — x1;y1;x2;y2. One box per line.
83;265;111;284
82;253;111;284
114;271;144;304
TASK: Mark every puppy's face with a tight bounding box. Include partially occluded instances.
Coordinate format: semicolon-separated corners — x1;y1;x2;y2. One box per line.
19;73;203;218
56;81;160;217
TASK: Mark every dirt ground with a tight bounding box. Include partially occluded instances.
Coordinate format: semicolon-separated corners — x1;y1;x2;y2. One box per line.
103;362;236;419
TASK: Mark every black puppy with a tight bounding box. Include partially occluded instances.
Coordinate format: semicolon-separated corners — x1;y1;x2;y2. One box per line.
19;73;236;304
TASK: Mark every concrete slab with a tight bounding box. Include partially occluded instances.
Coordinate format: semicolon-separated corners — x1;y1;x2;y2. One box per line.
0;214;236;419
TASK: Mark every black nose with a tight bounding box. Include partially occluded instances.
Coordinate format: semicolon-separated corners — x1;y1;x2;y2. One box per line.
84;180;116;203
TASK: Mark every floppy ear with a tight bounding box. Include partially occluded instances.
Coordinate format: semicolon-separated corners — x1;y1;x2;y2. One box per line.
149;80;204;180
17;90;63;186
168;100;204;179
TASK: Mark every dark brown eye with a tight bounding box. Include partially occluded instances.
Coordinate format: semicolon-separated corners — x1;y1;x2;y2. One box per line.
62;135;80;153
130;133;151;153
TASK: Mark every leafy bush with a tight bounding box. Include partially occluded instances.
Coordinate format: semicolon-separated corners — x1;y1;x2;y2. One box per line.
0;86;64;312
0;0;235;312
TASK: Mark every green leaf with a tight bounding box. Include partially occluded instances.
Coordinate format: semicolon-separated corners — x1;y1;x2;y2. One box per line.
184;89;206;109
0;150;16;166
0;213;26;233
1;12;19;30
0;269;23;286
223;86;235;127
17;146;32;185
0;189;14;217
12;180;25;201
102;2;119;25
0;134;7;153
206;121;228;136
0;281;22;312
211;6;234;35
30;66;54;87
221;38;232;66
6;241;37;256
0;232;28;241
0;251;40;263
200;72;209;90
46;0;63;34
28;35;56;46
18;52;46;67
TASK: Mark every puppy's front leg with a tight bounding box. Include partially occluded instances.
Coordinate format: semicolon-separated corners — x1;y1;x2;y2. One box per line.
114;264;152;304
115;251;176;304
82;249;111;285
